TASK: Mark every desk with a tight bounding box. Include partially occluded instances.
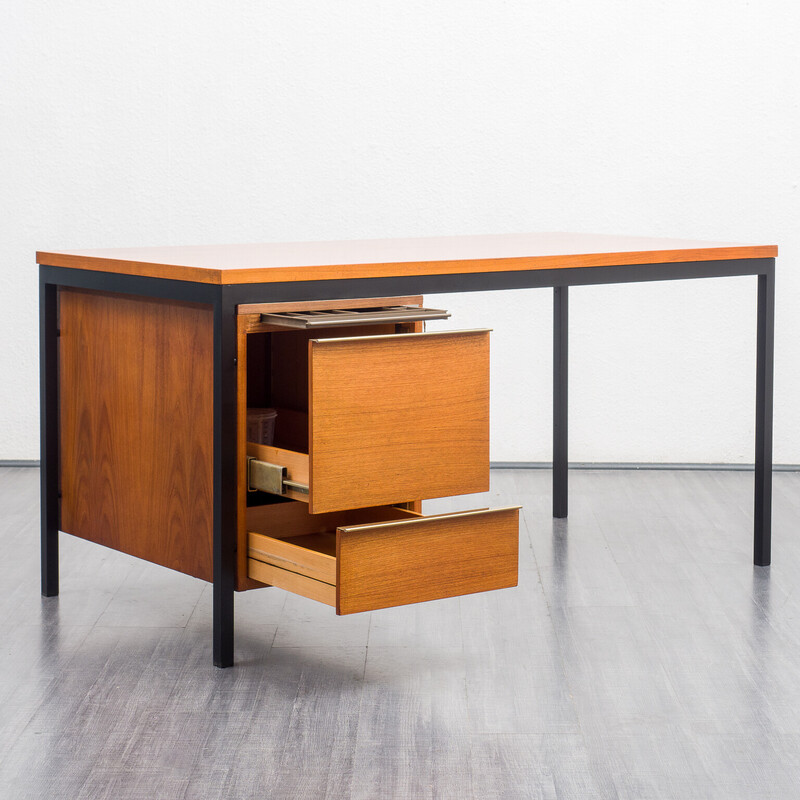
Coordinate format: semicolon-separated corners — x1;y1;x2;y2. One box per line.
37;232;777;667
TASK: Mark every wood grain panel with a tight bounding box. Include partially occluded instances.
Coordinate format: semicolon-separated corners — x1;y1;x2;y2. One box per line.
336;507;520;615
59;288;214;581
38;233;777;285
308;330;490;513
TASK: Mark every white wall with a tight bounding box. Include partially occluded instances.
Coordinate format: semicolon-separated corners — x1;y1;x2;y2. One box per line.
2;1;798;463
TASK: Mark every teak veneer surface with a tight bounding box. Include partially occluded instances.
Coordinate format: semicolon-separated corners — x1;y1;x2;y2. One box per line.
308;330;490;513
37;232;777;285
59;288;214;581
337;507;520;615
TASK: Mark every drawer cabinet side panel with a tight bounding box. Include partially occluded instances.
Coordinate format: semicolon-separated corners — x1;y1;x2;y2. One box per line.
59;289;214;581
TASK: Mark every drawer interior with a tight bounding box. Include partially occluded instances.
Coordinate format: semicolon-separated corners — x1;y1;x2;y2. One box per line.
247;503;519;614
246;322;404;456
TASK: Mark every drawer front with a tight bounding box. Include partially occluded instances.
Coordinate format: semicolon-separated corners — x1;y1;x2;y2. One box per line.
336;506;519;614
308;329;490;514
247;505;519;615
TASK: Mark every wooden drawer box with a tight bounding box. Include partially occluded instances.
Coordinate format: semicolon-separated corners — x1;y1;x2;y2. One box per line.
246;327;491;514
247;503;520;614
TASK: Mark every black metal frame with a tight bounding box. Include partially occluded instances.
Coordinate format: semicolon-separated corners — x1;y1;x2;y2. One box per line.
553;286;568;519
39;255;776;667
213;288;239;667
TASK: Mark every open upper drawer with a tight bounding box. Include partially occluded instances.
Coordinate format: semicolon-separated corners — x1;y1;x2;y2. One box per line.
247;504;519;614
248;328;490;514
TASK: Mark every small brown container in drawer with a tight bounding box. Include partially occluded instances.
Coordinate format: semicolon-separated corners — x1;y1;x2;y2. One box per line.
247;505;519;614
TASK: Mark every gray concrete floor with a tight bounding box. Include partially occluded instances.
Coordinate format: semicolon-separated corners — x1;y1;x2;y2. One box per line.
1;466;800;799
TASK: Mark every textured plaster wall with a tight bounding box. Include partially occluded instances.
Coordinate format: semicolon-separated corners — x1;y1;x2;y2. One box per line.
2;1;798;462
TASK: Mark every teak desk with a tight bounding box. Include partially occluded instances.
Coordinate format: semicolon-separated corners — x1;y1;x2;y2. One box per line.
37;232;777;667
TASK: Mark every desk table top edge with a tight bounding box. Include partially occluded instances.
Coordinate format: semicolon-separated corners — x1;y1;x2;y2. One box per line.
36;233;777;286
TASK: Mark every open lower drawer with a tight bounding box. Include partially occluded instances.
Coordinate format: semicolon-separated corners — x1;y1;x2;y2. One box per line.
247;328;491;514
248;505;520;614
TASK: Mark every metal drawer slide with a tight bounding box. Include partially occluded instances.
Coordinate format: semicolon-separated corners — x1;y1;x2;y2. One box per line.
247;457;309;496
260;305;450;329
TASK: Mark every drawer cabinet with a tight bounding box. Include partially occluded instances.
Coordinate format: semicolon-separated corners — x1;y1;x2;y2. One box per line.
238;296;520;610
53;287;519;645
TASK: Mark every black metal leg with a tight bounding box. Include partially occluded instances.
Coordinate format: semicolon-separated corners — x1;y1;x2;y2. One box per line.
553;286;568;518
213;289;238;667
40;276;59;597
754;269;774;566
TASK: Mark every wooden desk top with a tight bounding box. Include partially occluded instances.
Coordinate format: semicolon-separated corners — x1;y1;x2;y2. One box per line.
37;232;777;286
